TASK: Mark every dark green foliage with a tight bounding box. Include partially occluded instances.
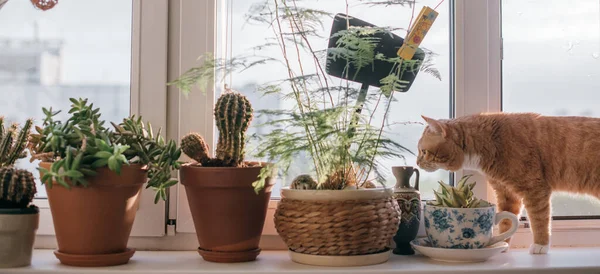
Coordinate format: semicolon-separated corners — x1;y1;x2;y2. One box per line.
0;117;33;168
0;168;36;209
29;98;181;203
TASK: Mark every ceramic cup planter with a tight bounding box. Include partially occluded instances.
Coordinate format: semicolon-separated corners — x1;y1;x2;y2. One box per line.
180;162;274;263
40;162;145;267
0;206;39;268
423;204;519;249
274;188;400;267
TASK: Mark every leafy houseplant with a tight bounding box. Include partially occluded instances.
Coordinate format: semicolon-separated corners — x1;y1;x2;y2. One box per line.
0;117;39;268
28;98;180;267
175;89;274;263
423;176;519;249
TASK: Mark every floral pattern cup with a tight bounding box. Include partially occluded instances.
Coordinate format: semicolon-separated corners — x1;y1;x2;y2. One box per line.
423;205;519;249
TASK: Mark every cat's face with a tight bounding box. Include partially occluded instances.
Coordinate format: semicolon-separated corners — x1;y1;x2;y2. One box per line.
416;116;464;172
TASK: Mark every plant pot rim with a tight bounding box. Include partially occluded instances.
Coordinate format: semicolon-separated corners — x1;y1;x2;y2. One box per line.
424;204;496;211
0;206;39;215
181;161;272;170
40;162;148;170
40;162;147;188
281;187;393;201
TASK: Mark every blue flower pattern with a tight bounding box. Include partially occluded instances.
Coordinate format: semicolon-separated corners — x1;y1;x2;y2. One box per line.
424;205;496;249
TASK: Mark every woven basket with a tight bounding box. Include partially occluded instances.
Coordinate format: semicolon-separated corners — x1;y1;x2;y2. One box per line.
274;189;401;256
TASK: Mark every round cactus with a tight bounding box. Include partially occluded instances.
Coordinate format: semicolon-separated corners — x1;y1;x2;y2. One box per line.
181;133;211;165
0;167;37;209
214;89;253;167
290;174;317;190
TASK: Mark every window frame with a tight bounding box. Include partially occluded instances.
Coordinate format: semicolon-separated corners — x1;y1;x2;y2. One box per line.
34;0;170;237
32;0;600;250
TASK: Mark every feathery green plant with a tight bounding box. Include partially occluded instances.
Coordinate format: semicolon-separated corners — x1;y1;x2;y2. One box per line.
169;0;441;191
29;98;181;203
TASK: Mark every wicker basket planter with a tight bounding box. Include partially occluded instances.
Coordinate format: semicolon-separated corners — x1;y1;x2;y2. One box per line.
274;188;400;266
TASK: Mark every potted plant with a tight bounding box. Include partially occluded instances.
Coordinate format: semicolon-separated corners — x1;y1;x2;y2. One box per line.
28;98;181;267
171;87;274;263
0;118;38;268
422;176;519;249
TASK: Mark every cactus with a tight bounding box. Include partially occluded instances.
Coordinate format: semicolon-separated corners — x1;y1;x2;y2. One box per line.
426;175;491;208
0;117;33;168
181;133;211;165
214;90;253;167
290;174;317;190
181;89;253;167
0;167;37;209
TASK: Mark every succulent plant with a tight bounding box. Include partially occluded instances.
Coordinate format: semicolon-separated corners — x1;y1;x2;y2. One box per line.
0;167;37;209
181;89;253;168
181;133;211;165
214;90;253;167
290;174;317;190
0;117;33;168
427;175;491;208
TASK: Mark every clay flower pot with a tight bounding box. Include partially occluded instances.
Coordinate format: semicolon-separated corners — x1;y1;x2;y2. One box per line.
180;163;274;263
0;206;39;268
40;162;146;267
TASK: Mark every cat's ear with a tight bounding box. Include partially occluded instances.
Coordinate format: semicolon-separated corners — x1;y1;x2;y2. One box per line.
421;115;448;137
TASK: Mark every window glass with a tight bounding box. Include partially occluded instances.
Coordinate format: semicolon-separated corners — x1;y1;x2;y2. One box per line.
502;0;600;216
0;0;132;198
216;0;451;198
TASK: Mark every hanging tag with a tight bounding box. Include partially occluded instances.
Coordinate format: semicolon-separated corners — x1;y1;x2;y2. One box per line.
397;6;438;60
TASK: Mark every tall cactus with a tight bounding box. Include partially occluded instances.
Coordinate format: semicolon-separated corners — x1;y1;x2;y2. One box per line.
214;90;253;167
0;117;33;168
0;168;37;209
181;89;253;167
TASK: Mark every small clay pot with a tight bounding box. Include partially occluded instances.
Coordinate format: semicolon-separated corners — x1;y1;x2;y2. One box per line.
180;163;274;263
40;162;145;267
0;207;39;268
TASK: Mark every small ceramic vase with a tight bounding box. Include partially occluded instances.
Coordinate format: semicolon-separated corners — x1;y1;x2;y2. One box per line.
391;166;421;255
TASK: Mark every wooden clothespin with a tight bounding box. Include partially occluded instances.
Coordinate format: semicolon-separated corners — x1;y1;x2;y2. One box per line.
397;6;439;60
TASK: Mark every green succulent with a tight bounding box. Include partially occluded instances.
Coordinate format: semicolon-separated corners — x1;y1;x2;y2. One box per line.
30;98;181;203
427;175;491;208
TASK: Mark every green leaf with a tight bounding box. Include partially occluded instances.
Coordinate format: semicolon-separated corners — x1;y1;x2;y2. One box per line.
108;156;120;174
65;170;84;178
91;158;109;169
56;177;71;189
94;151;112;159
162;179;178;188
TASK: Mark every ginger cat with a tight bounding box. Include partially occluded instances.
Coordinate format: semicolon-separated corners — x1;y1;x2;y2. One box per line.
416;113;600;254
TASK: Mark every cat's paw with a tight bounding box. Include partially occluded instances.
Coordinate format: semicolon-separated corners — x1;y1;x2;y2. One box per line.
529;243;549;254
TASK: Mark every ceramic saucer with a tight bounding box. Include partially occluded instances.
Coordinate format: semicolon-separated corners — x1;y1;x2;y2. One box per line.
289;248;391;266
410;238;508;263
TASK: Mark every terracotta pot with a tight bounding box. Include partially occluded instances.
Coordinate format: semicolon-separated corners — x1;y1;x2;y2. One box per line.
180;163;274;263
0;207;39;268
40;162;145;267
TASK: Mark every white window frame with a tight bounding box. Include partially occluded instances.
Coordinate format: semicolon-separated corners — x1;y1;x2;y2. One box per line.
34;0;169;238
456;0;600;247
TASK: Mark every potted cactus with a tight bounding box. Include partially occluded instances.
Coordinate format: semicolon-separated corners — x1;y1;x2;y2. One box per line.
175;88;274;263
0;118;38;268
28;98;180;267
422;176;519;250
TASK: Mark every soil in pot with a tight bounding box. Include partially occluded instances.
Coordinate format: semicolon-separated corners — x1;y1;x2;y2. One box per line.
180;163;274;263
40;162;145;267
0;206;39;268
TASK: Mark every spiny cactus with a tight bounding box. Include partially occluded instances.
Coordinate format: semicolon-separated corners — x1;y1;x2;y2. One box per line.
181;133;211;165
0;168;37;209
0;117;33;168
290;174;317;190
181;88;253;167
214;89;253;167
427;175;491;208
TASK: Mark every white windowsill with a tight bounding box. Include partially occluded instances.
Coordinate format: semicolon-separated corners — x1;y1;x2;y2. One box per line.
5;248;600;274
